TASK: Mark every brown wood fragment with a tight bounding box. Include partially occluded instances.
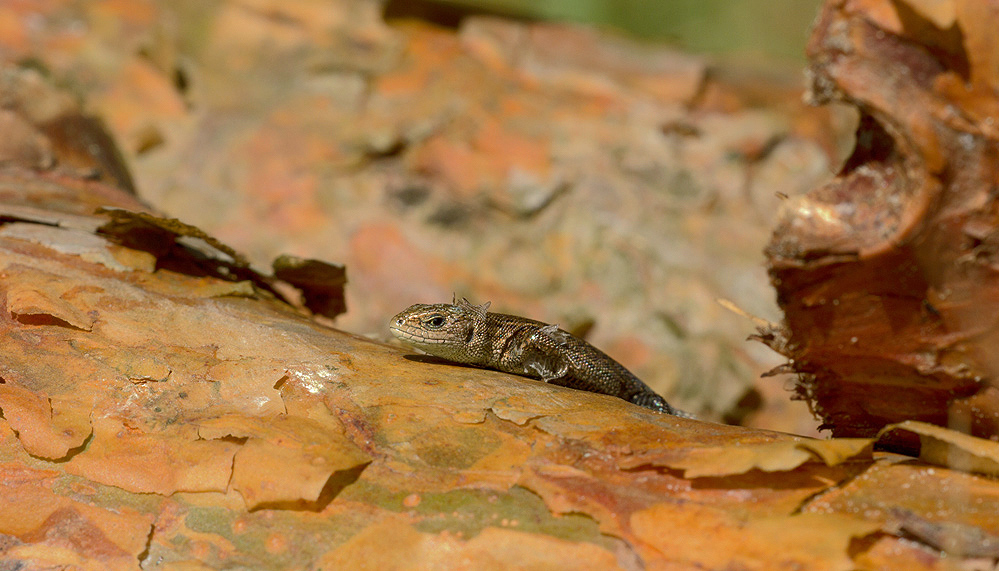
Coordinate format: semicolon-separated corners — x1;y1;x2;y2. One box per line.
765;0;999;440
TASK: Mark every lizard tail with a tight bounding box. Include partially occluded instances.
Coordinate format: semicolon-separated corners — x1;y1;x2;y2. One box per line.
630;392;693;418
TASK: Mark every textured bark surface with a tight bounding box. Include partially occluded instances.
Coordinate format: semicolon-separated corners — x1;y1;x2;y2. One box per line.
766;0;999;440
3;159;999;571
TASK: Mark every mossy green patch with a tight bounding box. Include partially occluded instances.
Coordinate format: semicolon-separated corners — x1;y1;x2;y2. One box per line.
340;479;614;550
179;502;371;568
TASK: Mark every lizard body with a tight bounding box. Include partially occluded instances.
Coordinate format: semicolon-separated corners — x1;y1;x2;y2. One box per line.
390;298;680;415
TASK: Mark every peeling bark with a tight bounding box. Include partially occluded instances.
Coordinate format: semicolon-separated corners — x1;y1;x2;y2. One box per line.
767;0;999;440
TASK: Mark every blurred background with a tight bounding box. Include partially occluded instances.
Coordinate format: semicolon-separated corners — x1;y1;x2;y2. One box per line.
386;0;823;66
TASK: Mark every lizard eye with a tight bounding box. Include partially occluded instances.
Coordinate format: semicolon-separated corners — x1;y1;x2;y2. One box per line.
425;315;446;328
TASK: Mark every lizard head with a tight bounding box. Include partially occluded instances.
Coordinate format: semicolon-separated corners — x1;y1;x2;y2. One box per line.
389;298;490;362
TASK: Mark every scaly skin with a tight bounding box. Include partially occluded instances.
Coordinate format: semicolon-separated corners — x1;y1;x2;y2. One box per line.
390;297;680;415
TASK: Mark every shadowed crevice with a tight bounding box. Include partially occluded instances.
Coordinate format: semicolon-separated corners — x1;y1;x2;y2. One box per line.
249;462;370;513
10;311;89;331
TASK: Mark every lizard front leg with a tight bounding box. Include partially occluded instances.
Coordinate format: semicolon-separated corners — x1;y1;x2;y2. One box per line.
522;325;573;385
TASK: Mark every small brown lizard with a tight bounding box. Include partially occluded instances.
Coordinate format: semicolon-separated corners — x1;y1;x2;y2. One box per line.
390;297;681;415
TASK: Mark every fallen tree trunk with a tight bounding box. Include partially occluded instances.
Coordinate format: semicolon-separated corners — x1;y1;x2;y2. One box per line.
3;1;999;569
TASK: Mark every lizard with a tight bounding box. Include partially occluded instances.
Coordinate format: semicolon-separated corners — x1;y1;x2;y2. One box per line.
390;296;682;415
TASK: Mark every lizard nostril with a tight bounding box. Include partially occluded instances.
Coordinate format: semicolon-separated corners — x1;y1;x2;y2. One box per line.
396;319;403;325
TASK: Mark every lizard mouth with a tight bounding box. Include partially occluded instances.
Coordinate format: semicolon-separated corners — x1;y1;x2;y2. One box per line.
390;324;449;346
389;323;423;342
